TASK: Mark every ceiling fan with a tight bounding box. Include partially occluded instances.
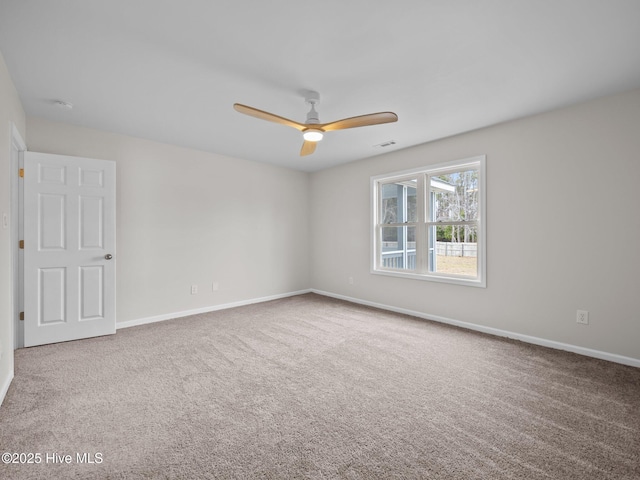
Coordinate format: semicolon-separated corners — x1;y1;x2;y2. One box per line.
233;91;398;156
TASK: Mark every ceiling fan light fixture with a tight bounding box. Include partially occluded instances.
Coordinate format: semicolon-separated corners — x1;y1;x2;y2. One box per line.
303;128;324;142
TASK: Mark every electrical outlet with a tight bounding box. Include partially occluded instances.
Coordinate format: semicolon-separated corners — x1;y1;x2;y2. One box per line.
576;310;589;325
191;285;198;295
212;282;219;292
348;276;354;285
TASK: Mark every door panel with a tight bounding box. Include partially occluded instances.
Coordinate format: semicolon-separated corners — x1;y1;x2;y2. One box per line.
80;266;104;320
24;152;116;347
39;267;66;324
79;168;104;187
80;196;104;249
38;163;66;184
39;194;66;250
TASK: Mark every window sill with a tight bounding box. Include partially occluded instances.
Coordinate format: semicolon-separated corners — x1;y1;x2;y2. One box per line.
371;268;486;288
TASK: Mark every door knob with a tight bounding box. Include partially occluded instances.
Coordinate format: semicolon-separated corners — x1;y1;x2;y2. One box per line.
105;254;113;260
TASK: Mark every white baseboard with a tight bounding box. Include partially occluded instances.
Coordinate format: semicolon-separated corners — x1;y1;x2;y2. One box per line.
311;289;640;369
117;289;312;330
0;370;14;407
115;287;640;369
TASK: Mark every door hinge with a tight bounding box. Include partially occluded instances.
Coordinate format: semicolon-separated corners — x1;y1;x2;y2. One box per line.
19;312;24;321
19;240;24;249
19;168;24;178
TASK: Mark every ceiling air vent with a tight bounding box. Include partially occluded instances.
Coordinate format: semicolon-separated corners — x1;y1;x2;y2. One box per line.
53;100;73;110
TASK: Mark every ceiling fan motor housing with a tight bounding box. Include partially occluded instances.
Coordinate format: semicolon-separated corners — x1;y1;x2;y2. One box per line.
306;104;320;124
305;90;321;124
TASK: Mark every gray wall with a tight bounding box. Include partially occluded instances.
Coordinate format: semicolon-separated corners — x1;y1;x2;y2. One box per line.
310;89;640;361
27;117;310;324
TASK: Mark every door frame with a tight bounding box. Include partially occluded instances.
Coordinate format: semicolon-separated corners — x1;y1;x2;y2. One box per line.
10;123;26;349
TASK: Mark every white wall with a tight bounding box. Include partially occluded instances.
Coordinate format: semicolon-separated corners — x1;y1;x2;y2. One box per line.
310;88;640;361
0;50;26;401
27;118;310;324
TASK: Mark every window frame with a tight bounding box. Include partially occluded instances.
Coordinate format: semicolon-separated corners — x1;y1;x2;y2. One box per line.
371;155;486;288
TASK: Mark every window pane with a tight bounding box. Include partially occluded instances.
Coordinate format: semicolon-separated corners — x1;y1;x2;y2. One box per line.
429;225;477;277
431;169;478;222
373;157;485;286
381;180;417;224
381;226;416;270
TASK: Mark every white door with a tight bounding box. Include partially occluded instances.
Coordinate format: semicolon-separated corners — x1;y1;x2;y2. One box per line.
23;152;116;347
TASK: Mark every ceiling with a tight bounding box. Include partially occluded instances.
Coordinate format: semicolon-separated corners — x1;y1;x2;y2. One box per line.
1;1;640;172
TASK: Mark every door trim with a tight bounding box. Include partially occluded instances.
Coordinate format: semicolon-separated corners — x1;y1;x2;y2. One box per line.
10;123;26;349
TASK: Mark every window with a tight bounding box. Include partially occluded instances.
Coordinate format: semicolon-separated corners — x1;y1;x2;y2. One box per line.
371;156;485;287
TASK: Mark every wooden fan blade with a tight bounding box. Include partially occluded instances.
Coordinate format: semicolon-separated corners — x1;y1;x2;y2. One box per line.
300;140;317;156
234;104;306;131
321;112;398;132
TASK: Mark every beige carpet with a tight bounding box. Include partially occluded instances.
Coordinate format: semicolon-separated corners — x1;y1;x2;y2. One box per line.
1;293;639;479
